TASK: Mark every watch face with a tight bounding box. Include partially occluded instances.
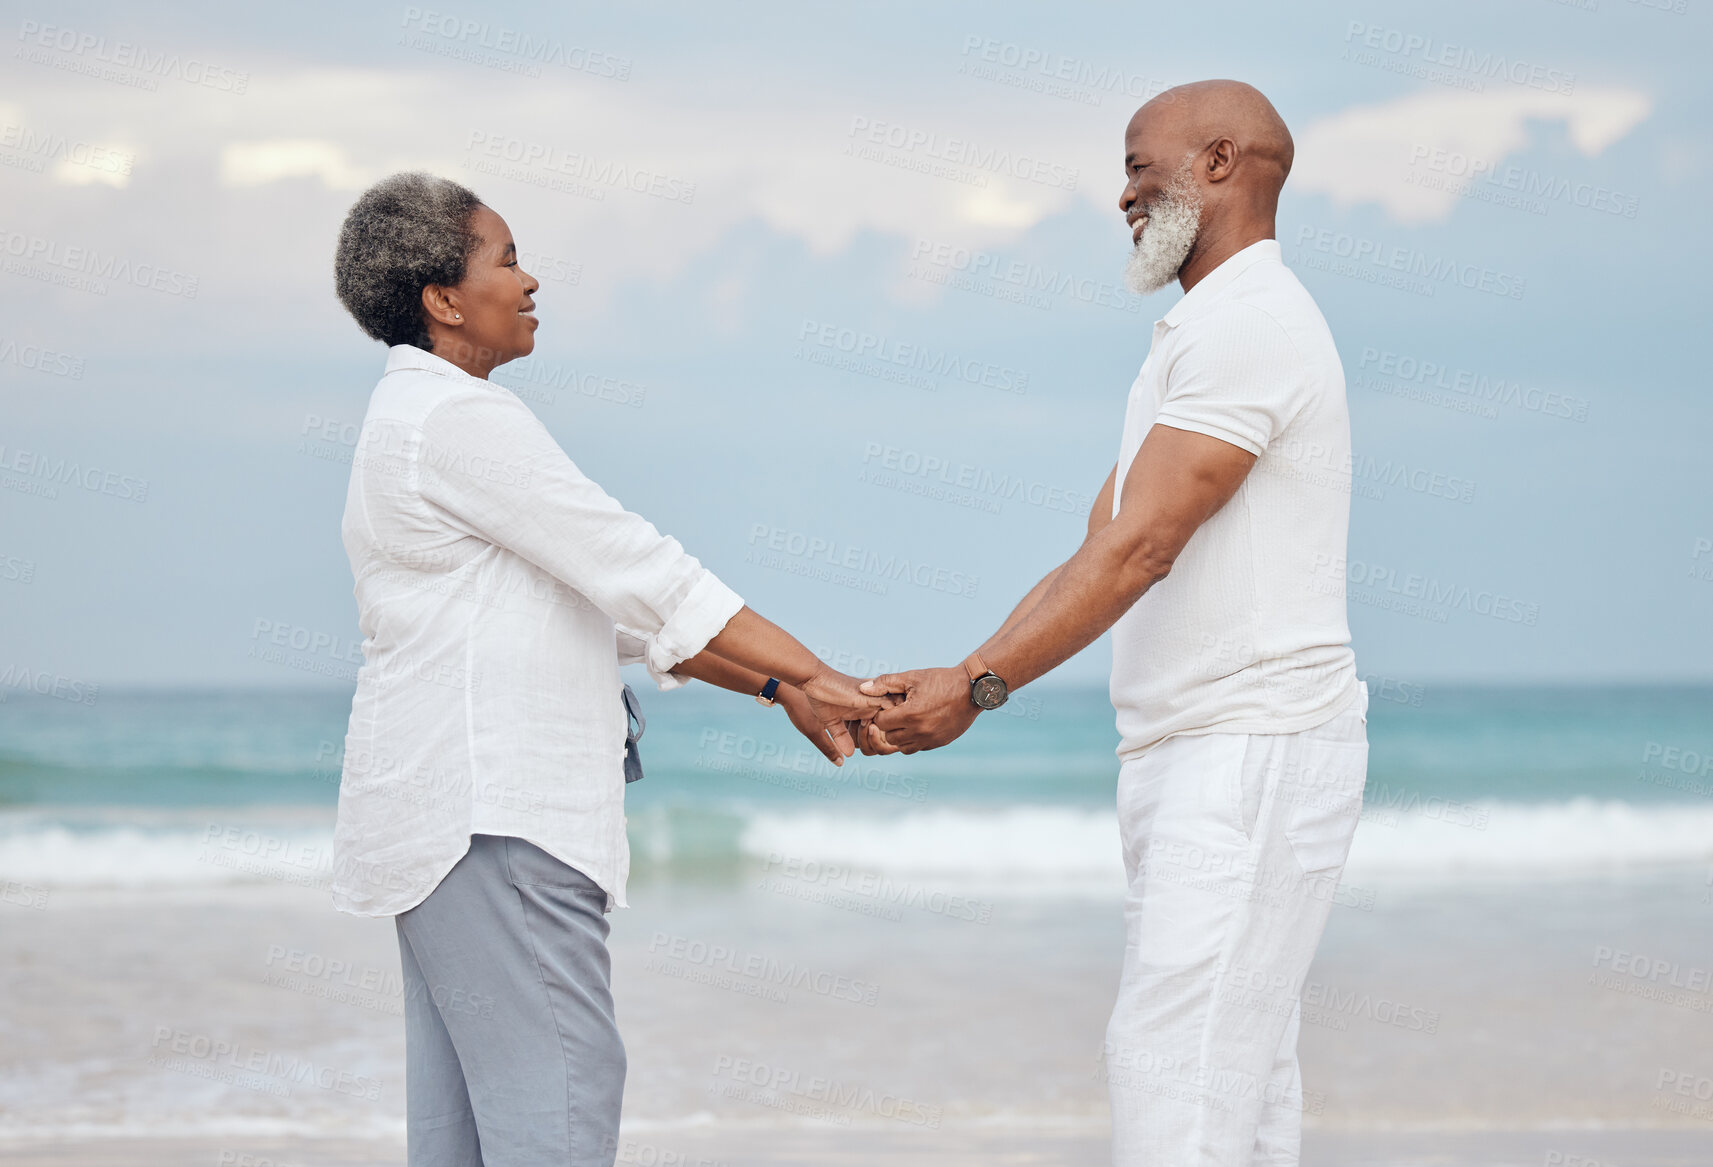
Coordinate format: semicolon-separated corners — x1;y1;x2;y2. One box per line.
971;675;1008;710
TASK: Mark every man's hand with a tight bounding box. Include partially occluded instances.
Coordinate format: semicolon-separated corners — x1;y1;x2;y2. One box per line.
856;667;979;755
799;667;894;762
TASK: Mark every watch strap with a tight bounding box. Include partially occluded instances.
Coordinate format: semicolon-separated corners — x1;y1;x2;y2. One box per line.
962;652;991;684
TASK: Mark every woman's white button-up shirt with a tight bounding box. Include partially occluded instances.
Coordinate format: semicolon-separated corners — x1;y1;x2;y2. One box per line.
330;344;743;915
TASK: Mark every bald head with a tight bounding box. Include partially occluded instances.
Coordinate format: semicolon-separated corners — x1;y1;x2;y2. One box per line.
1129;80;1293;190
1118;80;1294;293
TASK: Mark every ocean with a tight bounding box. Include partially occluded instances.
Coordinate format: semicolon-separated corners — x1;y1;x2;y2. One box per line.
4;683;1713;1164
2;681;1710;890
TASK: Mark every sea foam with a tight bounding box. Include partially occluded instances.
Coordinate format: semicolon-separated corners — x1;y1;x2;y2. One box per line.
5;800;1713;891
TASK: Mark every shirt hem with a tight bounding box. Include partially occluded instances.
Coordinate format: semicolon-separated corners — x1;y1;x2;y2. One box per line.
1115;674;1361;763
1152;413;1266;458
329;831;628;917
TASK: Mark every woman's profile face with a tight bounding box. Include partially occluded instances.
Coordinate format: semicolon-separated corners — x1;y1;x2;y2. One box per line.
440;205;540;374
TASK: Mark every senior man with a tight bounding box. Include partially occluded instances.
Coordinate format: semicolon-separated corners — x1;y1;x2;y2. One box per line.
862;80;1369;1166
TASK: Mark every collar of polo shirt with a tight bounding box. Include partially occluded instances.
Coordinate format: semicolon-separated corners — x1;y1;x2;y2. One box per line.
1161;239;1283;330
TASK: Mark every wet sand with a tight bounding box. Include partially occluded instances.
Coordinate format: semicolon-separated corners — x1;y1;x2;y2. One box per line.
6;868;1713;1164
10;1129;1713;1166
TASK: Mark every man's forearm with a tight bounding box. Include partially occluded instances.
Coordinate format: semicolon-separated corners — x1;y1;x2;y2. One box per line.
978;528;1167;690
982;566;1062;647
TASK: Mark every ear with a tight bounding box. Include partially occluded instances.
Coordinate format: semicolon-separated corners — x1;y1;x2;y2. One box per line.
421;283;462;328
1205;137;1238;183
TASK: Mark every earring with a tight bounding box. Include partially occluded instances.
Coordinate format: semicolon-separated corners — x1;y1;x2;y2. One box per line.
453;313;461;320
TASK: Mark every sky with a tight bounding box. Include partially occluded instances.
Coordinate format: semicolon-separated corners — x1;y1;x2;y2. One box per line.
1;0;1708;694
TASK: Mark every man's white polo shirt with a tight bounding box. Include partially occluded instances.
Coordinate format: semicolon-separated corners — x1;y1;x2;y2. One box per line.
1109;239;1358;760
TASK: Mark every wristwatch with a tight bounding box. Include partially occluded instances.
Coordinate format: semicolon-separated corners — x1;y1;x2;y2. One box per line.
962;653;1009;710
756;677;782;707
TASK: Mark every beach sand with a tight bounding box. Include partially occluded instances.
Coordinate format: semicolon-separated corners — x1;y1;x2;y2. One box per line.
5;862;1713;1165
13;1130;1713;1166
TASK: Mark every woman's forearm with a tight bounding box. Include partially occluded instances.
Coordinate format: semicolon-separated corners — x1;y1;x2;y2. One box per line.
669;643;862;767
669;648;775;698
695;607;889;737
699;607;825;689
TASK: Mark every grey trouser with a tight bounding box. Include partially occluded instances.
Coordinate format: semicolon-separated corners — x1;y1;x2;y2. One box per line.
395;834;625;1166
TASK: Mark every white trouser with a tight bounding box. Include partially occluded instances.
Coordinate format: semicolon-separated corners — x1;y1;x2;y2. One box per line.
1105;683;1369;1167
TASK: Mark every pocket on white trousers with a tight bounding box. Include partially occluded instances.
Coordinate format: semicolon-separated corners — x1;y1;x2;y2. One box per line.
1280;735;1369;877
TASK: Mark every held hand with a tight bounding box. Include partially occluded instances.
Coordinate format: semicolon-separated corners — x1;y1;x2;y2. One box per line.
800;667;895;762
778;685;852;766
857;667;979;755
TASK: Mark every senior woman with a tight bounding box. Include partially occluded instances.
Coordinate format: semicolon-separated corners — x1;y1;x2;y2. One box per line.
330;172;882;1166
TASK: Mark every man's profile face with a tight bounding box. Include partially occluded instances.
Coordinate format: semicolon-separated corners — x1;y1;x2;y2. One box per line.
1119;109;1196;240
1118;106;1206;297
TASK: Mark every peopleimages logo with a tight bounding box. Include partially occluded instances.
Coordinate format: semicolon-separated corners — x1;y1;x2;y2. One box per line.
1406;145;1640;220
908;238;1144;314
0;229;199;298
494;358;648;409
709;1055;942;1128
0;443;150;503
464;132;695;204
846;116;1079;191
1692;538;1713;584
1309;553;1540;626
1293;226;1525;300
860;443;1091;515
647;932;881;1006
1342;23;1576;95
797;319;1029;394
745;524;979;600
956;35;1169;106
0;666;98;705
1641;742;1713;779
0;553;36;585
0;338;85;379
15;20;251;94
149;1027;380;1100
1355;348;1589;423
0;122;134;177
399;8;632;80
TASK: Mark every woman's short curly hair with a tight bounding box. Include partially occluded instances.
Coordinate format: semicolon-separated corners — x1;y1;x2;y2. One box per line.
334;172;485;350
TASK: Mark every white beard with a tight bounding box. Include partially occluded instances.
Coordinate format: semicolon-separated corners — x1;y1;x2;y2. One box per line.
1123;167;1203;297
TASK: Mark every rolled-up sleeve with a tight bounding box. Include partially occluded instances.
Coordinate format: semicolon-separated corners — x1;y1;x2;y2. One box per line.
418;390;744;675
615;626;692;692
1155;304;1307;457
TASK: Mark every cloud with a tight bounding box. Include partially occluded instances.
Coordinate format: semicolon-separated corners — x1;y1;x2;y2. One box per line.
0;100;134;189
2;63;1102;310
50;154;132;189
219;139;370;190
1292;86;1652;223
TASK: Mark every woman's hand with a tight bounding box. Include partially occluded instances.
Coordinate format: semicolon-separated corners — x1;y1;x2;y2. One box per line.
797;667;896;762
779;685;854;766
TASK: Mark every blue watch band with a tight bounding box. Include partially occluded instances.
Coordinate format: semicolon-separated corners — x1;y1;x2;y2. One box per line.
757;677;781;706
